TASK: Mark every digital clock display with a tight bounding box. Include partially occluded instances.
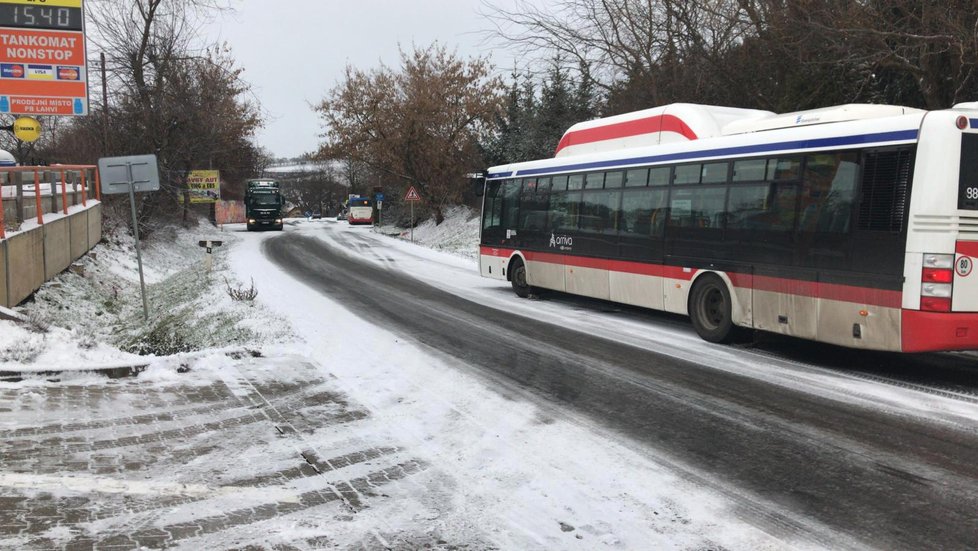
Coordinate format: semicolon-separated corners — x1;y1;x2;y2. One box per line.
0;5;82;31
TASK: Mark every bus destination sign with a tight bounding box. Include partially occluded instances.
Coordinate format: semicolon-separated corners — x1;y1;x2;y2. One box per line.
0;0;88;116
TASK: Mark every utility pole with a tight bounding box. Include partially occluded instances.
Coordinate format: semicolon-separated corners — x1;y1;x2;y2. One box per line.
101;52;108;154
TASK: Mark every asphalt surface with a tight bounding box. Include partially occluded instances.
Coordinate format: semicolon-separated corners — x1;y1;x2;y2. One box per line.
265;229;978;550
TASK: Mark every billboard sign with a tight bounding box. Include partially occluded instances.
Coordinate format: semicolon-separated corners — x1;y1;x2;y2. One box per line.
0;0;88;116
187;170;220;203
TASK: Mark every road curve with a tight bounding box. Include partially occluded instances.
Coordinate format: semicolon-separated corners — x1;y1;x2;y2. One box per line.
264;230;978;550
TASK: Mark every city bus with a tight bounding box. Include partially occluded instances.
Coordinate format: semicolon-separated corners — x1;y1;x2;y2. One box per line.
479;102;978;352
347;196;374;225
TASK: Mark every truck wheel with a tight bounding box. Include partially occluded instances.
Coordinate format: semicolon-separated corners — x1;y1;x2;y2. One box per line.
689;274;735;343
510;258;533;298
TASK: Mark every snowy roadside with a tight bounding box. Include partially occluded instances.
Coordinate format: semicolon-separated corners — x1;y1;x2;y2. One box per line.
1;209;478;371
1;220;291;374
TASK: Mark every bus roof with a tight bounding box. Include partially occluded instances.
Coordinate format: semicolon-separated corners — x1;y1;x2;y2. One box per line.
489;104;929;180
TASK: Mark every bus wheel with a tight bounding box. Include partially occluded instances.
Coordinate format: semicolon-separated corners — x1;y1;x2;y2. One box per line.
689;274;735;343
510;258;533;298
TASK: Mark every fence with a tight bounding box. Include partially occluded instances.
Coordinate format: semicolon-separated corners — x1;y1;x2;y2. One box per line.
1;165;101;238
1;165;102;307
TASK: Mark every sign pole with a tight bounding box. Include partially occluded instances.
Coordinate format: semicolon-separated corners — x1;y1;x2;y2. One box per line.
126;162;149;321
404;186;421;243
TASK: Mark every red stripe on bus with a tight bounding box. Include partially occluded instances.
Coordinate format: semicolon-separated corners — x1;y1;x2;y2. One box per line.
480;246;516;258
955;240;978;257
902;310;978;352
752;275;902;308
480;247;900;307
554;114;699;155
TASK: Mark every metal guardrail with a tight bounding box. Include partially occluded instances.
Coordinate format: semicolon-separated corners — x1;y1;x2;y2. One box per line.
0;165;100;239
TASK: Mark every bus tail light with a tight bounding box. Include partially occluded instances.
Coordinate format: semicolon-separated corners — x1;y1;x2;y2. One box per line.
921;297;952;312
921;253;954;311
922;268;953;283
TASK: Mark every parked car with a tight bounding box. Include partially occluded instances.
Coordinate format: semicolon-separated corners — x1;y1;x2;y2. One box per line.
336;210;347;221
311;212;323;220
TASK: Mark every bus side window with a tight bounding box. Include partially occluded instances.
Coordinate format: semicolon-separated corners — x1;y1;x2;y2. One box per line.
622;187;667;237
502;179;521;230
482;181;503;230
800;153;859;233
558;191;581;230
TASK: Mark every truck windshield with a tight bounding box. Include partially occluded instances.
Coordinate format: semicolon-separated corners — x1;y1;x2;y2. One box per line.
253;195;279;205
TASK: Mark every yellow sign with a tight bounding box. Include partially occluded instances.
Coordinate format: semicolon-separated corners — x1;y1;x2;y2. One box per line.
187;170;221;204
12;115;39;141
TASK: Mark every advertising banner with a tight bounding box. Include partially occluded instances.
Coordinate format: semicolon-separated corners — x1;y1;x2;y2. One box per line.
187;170;220;204
0;0;88;116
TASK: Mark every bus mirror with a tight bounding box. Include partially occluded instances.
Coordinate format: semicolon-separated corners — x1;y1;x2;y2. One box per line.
467;173;486;197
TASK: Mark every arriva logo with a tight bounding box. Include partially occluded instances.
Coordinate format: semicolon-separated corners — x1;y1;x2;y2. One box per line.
549;233;573;250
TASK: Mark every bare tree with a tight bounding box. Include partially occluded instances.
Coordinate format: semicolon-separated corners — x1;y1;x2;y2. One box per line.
316;44;504;223
43;0;263;232
487;0;978;113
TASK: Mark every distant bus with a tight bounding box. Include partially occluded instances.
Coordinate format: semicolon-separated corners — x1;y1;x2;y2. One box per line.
480;102;978;352
348;197;374;225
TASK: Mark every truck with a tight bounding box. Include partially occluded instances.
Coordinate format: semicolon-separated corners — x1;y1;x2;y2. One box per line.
244;179;284;231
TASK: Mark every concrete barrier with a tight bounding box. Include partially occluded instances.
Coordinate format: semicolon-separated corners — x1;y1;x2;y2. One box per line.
68;209;88;261
43;217;70;280
6;228;44;307
87;203;102;248
2;204;101;307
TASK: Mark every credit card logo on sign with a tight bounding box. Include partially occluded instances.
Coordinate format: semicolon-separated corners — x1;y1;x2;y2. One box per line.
27;65;55;80
1;64;25;78
57;66;80;80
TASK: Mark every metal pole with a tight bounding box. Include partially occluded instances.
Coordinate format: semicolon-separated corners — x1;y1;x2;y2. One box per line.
410;201;414;243
100;52;108;154
127;162;149;321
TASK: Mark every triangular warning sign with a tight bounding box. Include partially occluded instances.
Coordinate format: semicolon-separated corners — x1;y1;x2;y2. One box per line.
404;186;421;201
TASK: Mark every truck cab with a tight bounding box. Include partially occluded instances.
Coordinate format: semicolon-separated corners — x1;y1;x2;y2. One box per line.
245;179;284;231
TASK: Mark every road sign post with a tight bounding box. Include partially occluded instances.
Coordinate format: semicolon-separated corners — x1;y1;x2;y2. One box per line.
198;240;223;272
404;186;421;243
97;154;161;321
374;192;384;228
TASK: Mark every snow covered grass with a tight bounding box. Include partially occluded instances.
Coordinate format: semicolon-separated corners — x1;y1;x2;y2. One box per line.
387;205;481;261
4;206;481;369
3;219;290;366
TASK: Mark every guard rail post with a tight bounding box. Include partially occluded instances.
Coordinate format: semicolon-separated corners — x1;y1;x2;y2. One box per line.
60;169;68;214
80;170;87;207
0;173;6;240
14;171;23;224
46;170;56;215
33;169;43;226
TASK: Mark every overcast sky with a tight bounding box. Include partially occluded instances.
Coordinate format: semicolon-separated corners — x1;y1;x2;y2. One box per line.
204;0;526;159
